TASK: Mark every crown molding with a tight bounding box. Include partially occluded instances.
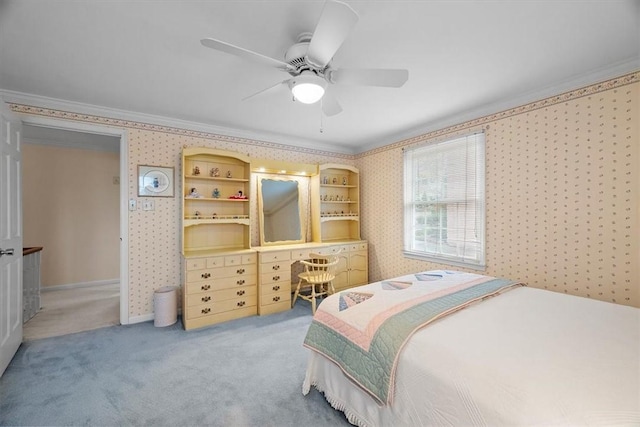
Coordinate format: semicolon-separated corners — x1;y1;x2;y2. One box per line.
358;58;640;155
0;89;355;159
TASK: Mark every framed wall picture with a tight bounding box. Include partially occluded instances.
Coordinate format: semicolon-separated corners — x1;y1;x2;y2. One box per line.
138;165;174;197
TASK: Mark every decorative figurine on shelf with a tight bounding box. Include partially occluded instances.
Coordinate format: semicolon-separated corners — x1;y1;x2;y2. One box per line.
342;176;347;185
212;188;220;198
332;177;337;184
195;211;201;218
188;188;202;198
323;176;328;185
212;212;217;219
193;166;200;175
323;194;328;201
226;170;232;178
229;190;248;199
210;167;220;177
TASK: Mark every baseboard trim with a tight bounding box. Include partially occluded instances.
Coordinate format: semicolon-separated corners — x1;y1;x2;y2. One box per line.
129;308;183;326
41;279;119;292
129;313;155;324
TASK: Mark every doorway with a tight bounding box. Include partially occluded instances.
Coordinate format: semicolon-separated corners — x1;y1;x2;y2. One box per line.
20;120;129;338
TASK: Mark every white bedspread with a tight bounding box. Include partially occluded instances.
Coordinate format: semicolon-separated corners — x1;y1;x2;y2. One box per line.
303;286;640;426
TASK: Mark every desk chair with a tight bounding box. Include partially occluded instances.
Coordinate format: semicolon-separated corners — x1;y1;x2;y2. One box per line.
292;251;341;314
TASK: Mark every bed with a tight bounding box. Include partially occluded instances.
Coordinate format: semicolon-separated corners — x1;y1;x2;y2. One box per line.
302;270;640;426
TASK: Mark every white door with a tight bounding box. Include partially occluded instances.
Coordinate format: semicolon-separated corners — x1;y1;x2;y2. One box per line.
0;102;22;377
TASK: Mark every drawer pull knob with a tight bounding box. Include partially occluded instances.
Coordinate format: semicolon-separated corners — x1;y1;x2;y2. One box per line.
202;296;211;302
201;308;211;314
201;272;211;279
272;265;280;270
237;301;245;307
273;275;280;281
237;268;245;274
237;279;245;285
273;285;280;291
201;284;211;291
237;290;245;296
273;296;280;302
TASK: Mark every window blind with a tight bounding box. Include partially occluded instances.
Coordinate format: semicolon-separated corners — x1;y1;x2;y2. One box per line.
403;132;485;268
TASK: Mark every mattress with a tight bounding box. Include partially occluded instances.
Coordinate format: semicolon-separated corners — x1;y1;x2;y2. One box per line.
303;283;640;426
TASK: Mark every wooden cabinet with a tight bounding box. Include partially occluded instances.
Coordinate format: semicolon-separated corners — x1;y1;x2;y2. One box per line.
314;242;368;292
179;154;369;326
182;147;251;256
182;251;257;330
181;147;256;330
312;164;360;242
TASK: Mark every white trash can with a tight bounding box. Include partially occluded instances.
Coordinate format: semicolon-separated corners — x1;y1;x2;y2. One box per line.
154;286;178;327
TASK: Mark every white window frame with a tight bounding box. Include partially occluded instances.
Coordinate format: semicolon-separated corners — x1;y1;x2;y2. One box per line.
403;132;486;270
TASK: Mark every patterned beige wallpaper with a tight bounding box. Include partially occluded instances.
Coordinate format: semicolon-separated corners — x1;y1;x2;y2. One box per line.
10;71;639;317
357;76;639;308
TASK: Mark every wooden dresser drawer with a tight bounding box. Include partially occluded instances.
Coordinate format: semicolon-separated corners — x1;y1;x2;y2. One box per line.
260;271;290;286
260;288;290;307
185;295;257;320
187;263;256;283
314;245;344;255
186;275;257;294
216;274;256;289
349;242;368;252
260;281;289;296
220;263;257;278
205;256;225;269
290;249;310;260
186;258;208;271
242;253;257;264
260;250;291;263
261;260;290;274
186;285;256;307
186;268;218;283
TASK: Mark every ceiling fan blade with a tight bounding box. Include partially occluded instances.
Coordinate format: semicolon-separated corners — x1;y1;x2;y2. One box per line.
329;68;409;87
306;0;359;69
321;91;342;116
201;38;295;73
242;80;290;101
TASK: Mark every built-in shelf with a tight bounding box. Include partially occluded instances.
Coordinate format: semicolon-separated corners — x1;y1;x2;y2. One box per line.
182;147;252;254
185;175;249;183
312;164;361;242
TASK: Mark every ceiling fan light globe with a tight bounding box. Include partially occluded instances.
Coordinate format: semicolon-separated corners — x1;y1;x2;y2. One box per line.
292;83;325;104
290;72;327;104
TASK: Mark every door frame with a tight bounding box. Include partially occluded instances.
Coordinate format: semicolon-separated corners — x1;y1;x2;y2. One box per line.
19;116;130;325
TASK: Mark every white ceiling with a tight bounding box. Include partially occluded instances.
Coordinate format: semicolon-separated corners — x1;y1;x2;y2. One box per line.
1;0;638;154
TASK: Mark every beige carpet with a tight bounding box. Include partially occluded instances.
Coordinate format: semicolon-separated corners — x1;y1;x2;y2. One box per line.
23;283;120;341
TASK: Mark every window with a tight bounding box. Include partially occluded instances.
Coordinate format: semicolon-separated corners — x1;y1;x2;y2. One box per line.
403;132;485;269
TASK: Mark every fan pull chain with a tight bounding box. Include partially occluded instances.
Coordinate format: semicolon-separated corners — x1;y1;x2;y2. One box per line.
319;101;324;133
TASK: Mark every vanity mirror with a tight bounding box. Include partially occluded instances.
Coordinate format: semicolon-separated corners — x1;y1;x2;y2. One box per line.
258;177;305;246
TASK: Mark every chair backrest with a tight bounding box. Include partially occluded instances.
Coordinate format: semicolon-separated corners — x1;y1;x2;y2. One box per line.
300;251;341;284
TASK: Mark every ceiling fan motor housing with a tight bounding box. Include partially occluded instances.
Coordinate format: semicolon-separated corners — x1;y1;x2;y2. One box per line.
284;33;327;78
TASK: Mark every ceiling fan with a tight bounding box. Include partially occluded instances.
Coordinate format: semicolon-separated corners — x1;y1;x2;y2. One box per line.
200;0;408;116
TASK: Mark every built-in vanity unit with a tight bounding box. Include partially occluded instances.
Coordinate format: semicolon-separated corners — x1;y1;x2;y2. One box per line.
181;147;367;330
